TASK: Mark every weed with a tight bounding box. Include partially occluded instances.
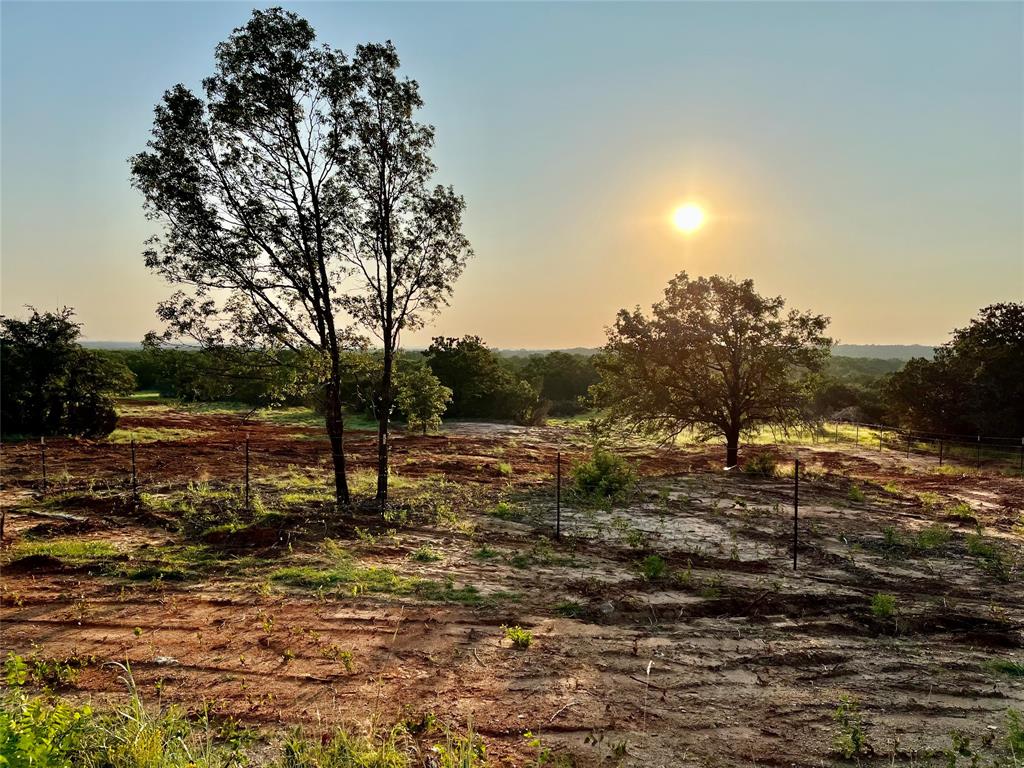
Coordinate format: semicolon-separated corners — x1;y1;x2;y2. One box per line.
490;501;525;522
502;625;533;649
555;600;582;618
871;592;897;619
410;545;442;563
832;696;868;758
496;462;513;477
639;554;667;581
5;539;118;564
846;484;866;503
473;546;500;560
944;501;976;522
742;453;777;478
986;659;1024;678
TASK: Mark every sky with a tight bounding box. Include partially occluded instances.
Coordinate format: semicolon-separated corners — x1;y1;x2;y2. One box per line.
2;1;1022;349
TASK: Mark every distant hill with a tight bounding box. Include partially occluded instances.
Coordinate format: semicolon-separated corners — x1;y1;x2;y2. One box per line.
82;341;934;362
495;347;599;358
831;344;933;361
81;341;144;350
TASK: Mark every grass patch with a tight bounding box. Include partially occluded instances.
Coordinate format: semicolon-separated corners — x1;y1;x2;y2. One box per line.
489;501;524;522
108;427;208;443
5;539;118;564
986;659;1024;678
639;554;667;581
270;555;486;605
409;545;442;563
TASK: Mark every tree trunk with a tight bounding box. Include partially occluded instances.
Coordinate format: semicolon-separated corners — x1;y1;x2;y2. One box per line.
375;345;393;504
325;382;350;507
725;431;740;468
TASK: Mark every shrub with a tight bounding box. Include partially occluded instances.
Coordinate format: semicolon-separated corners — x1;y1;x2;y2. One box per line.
870;593;897;619
846;484;865;503
742;453;777;478
831;697;867;758
639;554;667;581
571;448;634;501
502;625;533;649
0;690;92;768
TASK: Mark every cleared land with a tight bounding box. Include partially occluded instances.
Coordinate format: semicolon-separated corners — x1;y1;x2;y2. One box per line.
1;400;1022;766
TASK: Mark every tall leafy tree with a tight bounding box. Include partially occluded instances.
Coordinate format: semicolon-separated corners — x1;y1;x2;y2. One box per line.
130;8;360;506
337;43;471;503
885;303;1023;435
593;273;831;466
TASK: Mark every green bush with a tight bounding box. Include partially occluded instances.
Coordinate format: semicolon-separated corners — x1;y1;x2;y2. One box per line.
0;691;92;768
502;625;533;650
870;592;897;619
639;554;667;581
571;448;634;501
742;453;777;478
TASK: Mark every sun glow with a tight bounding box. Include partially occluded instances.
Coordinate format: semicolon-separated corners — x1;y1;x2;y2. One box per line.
672;203;706;234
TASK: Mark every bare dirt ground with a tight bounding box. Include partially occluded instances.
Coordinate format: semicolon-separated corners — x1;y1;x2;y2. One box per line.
1;402;1022;766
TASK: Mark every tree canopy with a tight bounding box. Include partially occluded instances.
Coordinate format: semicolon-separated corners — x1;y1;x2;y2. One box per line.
130;7;469;507
593;273;831;466
1;308;135;438
885;303;1023;436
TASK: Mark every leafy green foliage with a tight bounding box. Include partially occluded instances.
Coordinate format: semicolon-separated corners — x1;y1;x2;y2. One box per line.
571;449;634;502
0;691;92;768
502;625;533;649
742;453;777;477
831;697;867;758
396;365;452;435
870;593;897;619
639;554;667;581
424;336;542;424
884;303;1023;435
0;308;135;438
593;272;831;466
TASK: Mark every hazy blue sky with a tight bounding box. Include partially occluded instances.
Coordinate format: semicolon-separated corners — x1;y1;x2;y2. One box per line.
2;1;1021;347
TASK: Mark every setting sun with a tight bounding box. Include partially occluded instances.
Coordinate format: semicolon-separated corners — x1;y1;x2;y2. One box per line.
672;203;706;234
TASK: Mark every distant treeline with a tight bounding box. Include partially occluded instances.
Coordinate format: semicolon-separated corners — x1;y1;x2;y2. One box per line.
100;337;602;425
102;340;910;428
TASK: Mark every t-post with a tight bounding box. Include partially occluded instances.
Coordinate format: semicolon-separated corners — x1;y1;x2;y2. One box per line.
130;436;138;501
39;437;47;497
244;434;251;513
555;451;562;540
792;457;800;571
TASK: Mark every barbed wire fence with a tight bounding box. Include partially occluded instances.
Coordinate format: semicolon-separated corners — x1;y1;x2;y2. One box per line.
11;418;1024;507
757;420;1024;477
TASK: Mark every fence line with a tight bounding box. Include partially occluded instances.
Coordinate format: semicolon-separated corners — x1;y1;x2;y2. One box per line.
767;419;1024;476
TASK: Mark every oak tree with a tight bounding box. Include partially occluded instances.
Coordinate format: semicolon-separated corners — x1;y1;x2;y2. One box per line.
593;273;831;467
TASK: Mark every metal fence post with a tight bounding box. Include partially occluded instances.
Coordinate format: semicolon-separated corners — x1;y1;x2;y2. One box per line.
1019;438;1023;478
244;434;251;513
939;439;944;466
976;436;981;471
906;432;911;458
855;423;859;445
555;451;562;540
130;437;138;500
40;437;47;496
793;458;799;571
